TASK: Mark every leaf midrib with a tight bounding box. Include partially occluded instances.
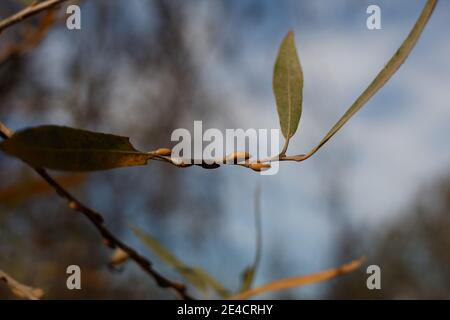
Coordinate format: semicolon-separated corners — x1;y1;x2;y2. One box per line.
286;53;292;139
5;147;146;155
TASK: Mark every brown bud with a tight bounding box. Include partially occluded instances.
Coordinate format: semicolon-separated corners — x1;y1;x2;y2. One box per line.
225;151;251;163
32;288;45;299
155;148;172;156
103;238;112;247
248;163;271;172
68;201;79;210
171;158;185;166
110;248;129;265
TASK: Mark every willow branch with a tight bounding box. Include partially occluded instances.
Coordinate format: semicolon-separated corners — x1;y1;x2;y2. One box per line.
0;10;58;66
0;1;437;175
0;0;69;34
153;0;437;171
0;122;192;300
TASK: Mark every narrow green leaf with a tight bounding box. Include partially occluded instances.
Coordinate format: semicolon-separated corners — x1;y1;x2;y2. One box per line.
131;226;183;267
239;185;262;292
193;268;231;299
304;0;437;159
131;226;230;298
0;125;151;171
273;31;304;143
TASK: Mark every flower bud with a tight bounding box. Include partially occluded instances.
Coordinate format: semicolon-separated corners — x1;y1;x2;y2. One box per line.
110;248;129;265
249;163;271;172
68;201;79;210
155;148;172;156
225;151;251;163
171;158;185;166
32;288;45;299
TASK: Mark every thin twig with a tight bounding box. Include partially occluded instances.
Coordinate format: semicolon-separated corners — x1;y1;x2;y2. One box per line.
0;10;57;65
0;122;193;300
0;0;69;34
0;269;44;300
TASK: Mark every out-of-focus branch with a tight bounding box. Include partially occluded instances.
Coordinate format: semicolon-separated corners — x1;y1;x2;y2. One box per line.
0;10;57;66
0;122;13;138
0;0;69;34
0;9;57;58
0;122;193;300
0;269;44;300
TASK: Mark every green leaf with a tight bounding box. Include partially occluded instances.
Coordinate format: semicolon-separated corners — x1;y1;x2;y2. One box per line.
131;226;230;298
0;125;151;171
273;31;304;143
240;267;256;293
303;0;437;159
239;185;262;292
131;226;184;268
193;268;231;299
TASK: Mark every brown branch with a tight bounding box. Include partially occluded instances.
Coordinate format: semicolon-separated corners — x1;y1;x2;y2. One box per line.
0;0;69;34
0;269;44;300
0;10;58;65
0;122;193;300
0;122;13;138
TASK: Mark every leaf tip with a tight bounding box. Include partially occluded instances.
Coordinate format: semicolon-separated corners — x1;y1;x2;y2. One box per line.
283;30;295;44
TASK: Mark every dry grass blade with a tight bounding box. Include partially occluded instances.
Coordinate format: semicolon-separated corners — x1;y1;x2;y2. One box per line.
230;256;366;300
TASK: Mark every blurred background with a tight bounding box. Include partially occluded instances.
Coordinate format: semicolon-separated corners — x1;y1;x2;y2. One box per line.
0;0;449;299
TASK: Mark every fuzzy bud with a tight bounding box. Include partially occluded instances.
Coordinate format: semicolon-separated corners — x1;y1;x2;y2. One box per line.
155;148;172;156
224;151;251;163
248;163;271;172
110;248;129;265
